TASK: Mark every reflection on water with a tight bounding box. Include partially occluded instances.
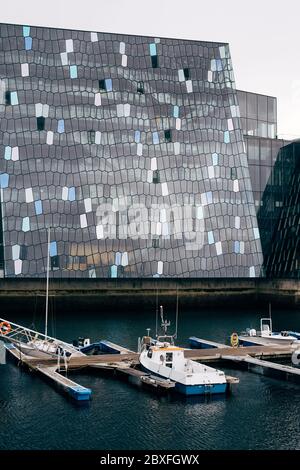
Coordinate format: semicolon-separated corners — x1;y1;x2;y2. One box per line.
1;305;300;450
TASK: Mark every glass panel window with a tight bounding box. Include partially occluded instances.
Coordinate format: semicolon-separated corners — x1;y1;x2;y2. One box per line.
258;94;268;121
247;93;258;120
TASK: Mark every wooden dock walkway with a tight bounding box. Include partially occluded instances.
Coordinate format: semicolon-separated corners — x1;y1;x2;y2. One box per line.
22;345;294;370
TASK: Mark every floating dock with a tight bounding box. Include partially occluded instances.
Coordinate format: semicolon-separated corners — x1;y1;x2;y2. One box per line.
6;345;92;402
222;355;300;383
188;336;300;383
0;340;5;364
5;333;300;402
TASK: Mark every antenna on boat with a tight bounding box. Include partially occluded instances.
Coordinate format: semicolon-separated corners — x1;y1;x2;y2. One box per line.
174;287;179;339
155;287;159;338
45;226;51;339
160;305;170;335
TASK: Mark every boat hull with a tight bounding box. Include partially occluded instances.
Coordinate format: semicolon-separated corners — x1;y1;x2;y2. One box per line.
175;382;227;396
140;363;227;396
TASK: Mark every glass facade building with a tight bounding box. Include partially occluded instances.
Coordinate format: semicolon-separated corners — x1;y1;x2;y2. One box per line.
258;141;300;278
0;23;264;278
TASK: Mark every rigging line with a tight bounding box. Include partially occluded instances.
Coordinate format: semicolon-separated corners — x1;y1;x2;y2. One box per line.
155;283;158;338
175;286;179;339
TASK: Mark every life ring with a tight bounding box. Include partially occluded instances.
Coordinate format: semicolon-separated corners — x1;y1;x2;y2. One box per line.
230;332;239;348
0;321;12;335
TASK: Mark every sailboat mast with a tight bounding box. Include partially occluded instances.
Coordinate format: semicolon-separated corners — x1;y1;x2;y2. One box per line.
45;227;51;339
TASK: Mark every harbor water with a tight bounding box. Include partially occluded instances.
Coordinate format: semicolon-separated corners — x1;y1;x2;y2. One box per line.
1;305;300;450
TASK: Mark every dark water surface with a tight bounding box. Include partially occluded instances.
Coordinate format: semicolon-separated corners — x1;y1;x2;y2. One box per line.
1;305;300;450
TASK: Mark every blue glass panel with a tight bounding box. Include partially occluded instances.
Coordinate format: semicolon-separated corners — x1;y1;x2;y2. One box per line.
22;217;30;232
50;241;57;257
208;231;214;245
35;200;43;215
134;130;141;143
68;187;76;201
105;78;112;91
152;132;159;144
206;191;213;204
149;43;157;56
4;146;11;160
216;59;223;71
111;265;118;278
0;173;9;189
57;119;65;133
23;26;30;37
234;241;240;254
224;131;230;143
115;252;122;266
70;65;77;79
212;153;218;166
25;37;32;50
173;105;179;118
11;92;18;106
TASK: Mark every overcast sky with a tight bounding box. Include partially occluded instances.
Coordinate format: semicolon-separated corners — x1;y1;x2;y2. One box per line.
2;0;300;138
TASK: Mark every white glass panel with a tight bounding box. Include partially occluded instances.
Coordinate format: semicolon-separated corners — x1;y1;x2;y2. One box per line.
12;244;20;261
215;241;222;255
35;103;43;116
208;166;214;179
121;55;127;67
150;158;157;171
11;147;19;161
25;187;33;203
178;69;185;82
80;214;88;228
14;259;22;275
47;131;54;145
60;52;68;65
186;80;193;93
147;170;153;183
161;182;169;196
62;187;68;201
233;180;239;193
21;63;29;77
137;143;143;156
95;131;101;144
235;216;241;229
157;261;163;275
84;198;92;213
119;42;125;54
121;252;128;266
96;224;104;239
91;32;98;42
174;142;180;155
66;39;73;53
95;93;101;106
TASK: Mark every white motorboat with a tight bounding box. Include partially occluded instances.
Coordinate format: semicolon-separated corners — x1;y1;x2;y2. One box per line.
238;317;300;347
139;306;228;396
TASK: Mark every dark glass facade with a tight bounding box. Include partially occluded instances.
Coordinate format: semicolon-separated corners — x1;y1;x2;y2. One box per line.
258;141;300;278
0;23;263;278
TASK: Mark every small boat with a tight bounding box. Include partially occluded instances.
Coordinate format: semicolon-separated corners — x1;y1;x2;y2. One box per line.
238;317;300;347
139;306;228;396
